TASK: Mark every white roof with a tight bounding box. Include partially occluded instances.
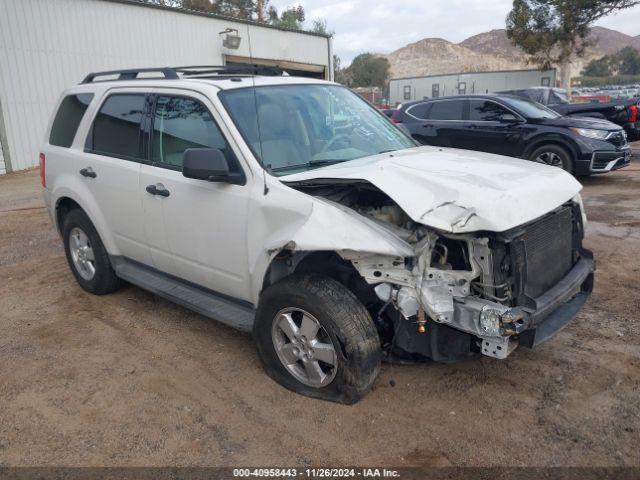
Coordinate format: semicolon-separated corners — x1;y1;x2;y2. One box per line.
67;75;336;95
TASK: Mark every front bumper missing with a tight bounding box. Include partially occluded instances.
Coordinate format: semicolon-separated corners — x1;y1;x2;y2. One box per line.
453;255;594;359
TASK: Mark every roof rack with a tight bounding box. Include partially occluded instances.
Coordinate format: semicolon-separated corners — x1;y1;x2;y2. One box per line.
80;65;284;84
81;67;179;84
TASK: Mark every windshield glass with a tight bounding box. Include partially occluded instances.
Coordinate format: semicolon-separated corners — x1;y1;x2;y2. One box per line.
502;96;561;120
219;84;416;175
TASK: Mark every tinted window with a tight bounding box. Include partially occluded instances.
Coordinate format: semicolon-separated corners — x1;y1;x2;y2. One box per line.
427;100;464;120
469;100;510;121
406;103;431;120
152;96;236;170
91;94;146;159
49;94;93;147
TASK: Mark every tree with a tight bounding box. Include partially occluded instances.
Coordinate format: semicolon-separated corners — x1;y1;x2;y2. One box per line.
267;5;305;30
582;55;614;76
506;0;640;95
618;46;640;74
310;18;332;35
582;46;640;77
345;53;390;88
143;0;269;21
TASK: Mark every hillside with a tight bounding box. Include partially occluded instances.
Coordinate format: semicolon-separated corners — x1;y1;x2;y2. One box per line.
385;26;640;80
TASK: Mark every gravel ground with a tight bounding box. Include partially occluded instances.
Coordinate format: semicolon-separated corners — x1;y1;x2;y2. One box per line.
0;155;639;467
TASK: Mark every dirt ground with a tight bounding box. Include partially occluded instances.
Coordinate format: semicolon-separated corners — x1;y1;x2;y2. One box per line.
0;155;639;468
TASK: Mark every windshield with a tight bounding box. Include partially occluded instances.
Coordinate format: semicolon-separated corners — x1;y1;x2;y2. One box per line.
502;96;561;120
219;84;416;175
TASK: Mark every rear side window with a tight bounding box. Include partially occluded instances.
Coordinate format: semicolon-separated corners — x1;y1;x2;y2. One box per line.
49;94;93;147
406;103;431;120
469;100;510;121
89;94;146;160
428;100;464;120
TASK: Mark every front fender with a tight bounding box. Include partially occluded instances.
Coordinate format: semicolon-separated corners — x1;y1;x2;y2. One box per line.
247;181;413;305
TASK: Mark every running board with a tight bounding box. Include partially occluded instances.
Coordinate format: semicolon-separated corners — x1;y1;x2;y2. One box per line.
111;257;255;332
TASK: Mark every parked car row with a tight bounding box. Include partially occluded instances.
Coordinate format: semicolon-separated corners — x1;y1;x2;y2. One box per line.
43;67;595;403
391;92;631;176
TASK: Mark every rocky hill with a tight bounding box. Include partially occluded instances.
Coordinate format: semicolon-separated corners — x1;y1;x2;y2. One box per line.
385;26;640;80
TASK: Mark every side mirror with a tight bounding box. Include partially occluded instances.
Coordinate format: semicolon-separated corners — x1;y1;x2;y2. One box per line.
182;148;243;185
499;113;522;123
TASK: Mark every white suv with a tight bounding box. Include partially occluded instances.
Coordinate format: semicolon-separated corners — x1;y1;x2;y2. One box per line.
42;66;594;403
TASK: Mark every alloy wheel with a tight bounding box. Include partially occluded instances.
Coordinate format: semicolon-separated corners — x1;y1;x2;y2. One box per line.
69;227;96;281
534;151;564;168
271;307;338;388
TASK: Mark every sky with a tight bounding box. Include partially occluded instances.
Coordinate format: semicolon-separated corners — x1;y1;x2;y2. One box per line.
269;0;640;65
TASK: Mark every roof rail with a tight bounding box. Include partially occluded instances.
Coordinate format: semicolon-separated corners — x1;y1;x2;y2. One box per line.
174;65;284;77
81;67;179;84
80;65;285;84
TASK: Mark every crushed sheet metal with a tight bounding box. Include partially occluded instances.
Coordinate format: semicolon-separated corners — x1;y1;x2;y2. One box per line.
281;145;582;233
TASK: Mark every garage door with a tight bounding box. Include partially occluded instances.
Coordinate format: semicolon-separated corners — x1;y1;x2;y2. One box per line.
225;55;327;79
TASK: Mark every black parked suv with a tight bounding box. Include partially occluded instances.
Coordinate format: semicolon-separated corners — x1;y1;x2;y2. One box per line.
396;94;631;175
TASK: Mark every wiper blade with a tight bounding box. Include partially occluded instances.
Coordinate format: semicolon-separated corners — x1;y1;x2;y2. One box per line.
308;159;344;166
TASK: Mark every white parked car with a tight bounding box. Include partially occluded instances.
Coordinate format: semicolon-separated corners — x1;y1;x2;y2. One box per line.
42;67;595;403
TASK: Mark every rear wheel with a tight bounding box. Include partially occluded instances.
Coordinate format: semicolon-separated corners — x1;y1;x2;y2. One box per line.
254;274;381;404
529;144;573;173
62;209;120;295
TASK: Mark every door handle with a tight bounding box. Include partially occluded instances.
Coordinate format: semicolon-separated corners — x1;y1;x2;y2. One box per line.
463;124;478;129
79;167;96;178
146;184;170;197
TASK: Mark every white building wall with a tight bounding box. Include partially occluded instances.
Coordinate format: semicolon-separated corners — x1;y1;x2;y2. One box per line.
389;69;557;106
0;0;332;172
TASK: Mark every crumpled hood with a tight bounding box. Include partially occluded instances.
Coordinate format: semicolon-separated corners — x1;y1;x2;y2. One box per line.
280;146;582;233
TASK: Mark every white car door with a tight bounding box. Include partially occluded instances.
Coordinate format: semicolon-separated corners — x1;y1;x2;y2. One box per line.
139;91;253;301
81;91;151;265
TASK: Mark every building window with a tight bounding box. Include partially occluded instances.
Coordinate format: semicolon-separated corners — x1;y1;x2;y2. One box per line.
541;77;551;87
457;82;466;95
403;85;412;100
432;84;440;98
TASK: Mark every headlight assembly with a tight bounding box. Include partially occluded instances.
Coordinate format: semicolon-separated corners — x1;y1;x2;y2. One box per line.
569;127;610;140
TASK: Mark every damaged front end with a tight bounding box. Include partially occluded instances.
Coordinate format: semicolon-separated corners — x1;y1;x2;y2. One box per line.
286;179;594;362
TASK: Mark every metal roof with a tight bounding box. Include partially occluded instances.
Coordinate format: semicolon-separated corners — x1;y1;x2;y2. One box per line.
99;0;332;38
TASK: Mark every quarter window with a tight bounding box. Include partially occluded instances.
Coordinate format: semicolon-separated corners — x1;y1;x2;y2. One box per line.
89;94;146;159
469;100;511;121
49;94;94;148
427;100;464;120
406;103;431;120
152;96;235;170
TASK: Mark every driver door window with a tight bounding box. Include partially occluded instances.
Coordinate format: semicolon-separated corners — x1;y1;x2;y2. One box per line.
152;96;235;170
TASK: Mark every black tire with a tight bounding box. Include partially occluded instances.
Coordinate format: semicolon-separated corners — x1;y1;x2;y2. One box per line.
528;144;573;173
254;274;381;404
62;208;120;295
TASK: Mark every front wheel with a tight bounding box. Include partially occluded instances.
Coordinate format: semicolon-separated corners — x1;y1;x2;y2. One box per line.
528;144;573;173
254;274;381;404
